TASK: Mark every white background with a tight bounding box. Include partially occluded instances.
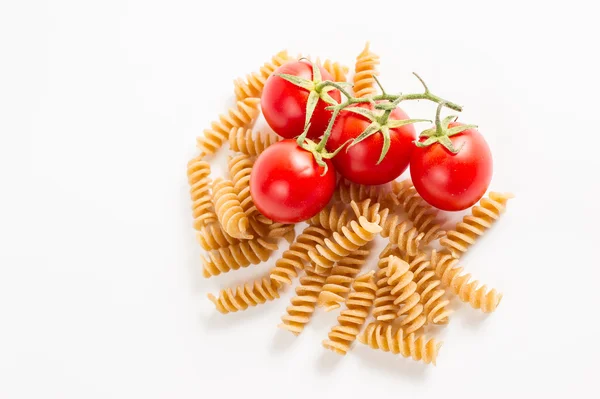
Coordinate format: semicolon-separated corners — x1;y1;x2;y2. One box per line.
1;1;599;398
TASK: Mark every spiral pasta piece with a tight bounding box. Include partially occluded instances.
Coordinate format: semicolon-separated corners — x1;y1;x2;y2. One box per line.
229;127;280;157
335;178;394;207
234;50;291;100
187;156;217;229
359;322;442;365
373;247;401;322
350;198;390;228
322;271;377;355
196;222;239;250
380;213;423;257
308;202;355;232
353;42;380;98
208;276;281;314
440;192;515;258
391;179;446;245
228;153;255;215
385;256;426;335
279;269;329;335
201;237;278;278
406;252;451;324
318;248;370;311
197;97;260;156
431;250;502;313
308;216;382;275
316;58;349;82
212;178;253;239
270;226;329;286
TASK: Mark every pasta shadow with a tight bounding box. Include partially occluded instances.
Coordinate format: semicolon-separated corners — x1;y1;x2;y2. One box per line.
352;344;430;380
316;350;344;374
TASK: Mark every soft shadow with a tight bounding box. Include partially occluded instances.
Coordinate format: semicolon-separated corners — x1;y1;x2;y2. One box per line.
352;344;430;380
269;328;299;354
461;308;496;328
201;306;270;330
316;350;344;374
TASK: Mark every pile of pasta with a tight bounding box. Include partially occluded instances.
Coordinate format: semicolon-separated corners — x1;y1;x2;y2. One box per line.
187;43;513;366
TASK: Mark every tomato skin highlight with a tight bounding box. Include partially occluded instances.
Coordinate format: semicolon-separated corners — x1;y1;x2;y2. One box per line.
326;104;416;185
250;140;336;223
410;123;493;212
261;61;340;140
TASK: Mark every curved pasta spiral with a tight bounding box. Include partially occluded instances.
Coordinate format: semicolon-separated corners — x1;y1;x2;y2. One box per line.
201;237;278;278
212;178;253;239
197;97;260;156
196;223;239;250
373;248;401;322
308;216;382;275
187;156;217;229
318;248;370;311
228;153;255;215
349;198;390;228
335;178;393;207
440;192;515;258
359;322;442;365
270;226;329;286
234;50;291;100
316;58;349;82
431;250;503;313
208;276;281;314
322;271;377;355
391;179;446;245
308;202;355;232
385;256;426;335
279;269;329;335
229;127;279;157
407;252;451;324
380;214;424;257
353;42;380;98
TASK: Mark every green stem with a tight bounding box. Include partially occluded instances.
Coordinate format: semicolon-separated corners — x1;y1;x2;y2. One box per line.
316;106;340;152
434;102;445;136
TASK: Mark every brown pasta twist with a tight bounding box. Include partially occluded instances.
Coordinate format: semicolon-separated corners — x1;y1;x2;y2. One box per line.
391;179;446;245
187;156;217;229
270;226;329;286
335;178;393;207
308;216;382;275
208;276;281;314
212;178;253;239
308;202;355;232
229;127;280;157
349;198;390;228
406;252;451;324
373;247;401;322
196;223;239;251
228;153;255;215
197;97;260;156
316;58;349;82
201;237;278;278
359;322;442;365
234;50;291;100
440;192;515;258
385;256;426;335
322;271;377;355
380;213;423;257
279;269;329;335
318;247;370;311
353;42;380;98
431;250;502;313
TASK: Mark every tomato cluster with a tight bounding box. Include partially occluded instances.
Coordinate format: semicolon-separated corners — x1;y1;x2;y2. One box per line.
251;60;493;222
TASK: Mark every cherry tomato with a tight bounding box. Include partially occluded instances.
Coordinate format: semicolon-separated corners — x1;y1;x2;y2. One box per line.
410;123;493;211
326;103;416;185
261;61;341;139
250;139;336;223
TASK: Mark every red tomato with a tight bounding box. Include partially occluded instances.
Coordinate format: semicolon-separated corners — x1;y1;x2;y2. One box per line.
250;139;336;223
410;123;493;211
261;61;341;139
326;104;416;185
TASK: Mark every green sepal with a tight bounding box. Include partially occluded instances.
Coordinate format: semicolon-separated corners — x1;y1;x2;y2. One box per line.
442;115;458;127
387;118;431;128
296;122;311;146
320;86;340;106
447;123;478;137
304;91;320;130
377;125;391;164
438;135;461;153
343;106;377;121
276;73;314;91
415;137;438;148
348;121;381;148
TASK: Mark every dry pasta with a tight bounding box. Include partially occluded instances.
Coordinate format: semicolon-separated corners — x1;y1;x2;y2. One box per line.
201;237;278;278
229;127;280;157
212;177;253;239
431;249;502;313
187;156;217;229
208;276;281;314
391;179;446;245
279;269;329;335
308;202;355;232
322;271;377;355
197;97;260;156
335;178;394;207
380;213;423;257
196;223;239;251
359;322;442;365
228;153;255;215
405;252;451;324
349;198;390;228
316;58;349;82
234;50;292;100
440;192;515;258
353;42;380;98
373;246;401;322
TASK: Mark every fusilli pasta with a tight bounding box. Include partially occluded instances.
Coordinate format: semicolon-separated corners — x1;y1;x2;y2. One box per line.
316;58;349;82
380;213;423;257
201;237;278;278
335;178;394;207
406;252;451;324
279;269;329;335
208;276;281;314
212;177;253;239
229;127;280;157
228;153;255;215
308;202;355;232
353;42;380;98
385;255;426;334
187;156;217;229
234;50;291;100
373;246;401;322
196;222;239;251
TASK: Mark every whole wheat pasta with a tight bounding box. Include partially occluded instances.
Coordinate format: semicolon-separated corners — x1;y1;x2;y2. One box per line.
440;192;515;258
316;58;349;82
391;179;446;245
229;127;280;157
279;269;330;335
308;216;382;275
380;213;423;257
318;247;370;311
196;223;239;251
269;226;329;286
349;198;390;228
322;271;377;355
228;153;255;215
405;252;451;324
373;246;401;322
359;322;442;365
187;156;217;229
308;202;355;232
197;97;260;156
208;276;281;314
431;249;502;313
212;178;253;239
201;237;278;278
353;42;380;98
234;50;291;100
335;178;394;207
